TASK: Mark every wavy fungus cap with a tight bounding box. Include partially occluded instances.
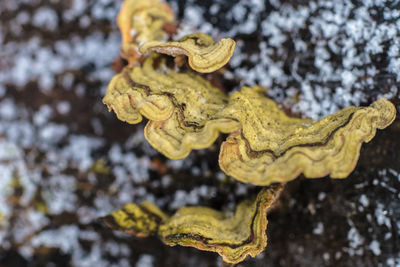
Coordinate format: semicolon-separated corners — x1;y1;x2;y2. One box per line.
219;87;396;185
101;185;283;264
140;33;236;73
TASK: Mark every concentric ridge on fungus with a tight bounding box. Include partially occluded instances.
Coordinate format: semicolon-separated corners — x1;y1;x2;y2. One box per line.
139;33;236;73
145;109;240;159
218;86;397;185
101;185;283;264
103;56;175;124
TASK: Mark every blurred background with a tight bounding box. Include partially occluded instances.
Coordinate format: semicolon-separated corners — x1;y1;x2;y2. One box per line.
0;0;399;266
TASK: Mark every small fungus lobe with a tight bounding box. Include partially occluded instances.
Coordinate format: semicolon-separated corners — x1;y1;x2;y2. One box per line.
139;33;236;73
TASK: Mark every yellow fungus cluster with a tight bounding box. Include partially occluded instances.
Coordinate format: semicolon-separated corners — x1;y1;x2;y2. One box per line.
104;59;396;185
101;0;397;264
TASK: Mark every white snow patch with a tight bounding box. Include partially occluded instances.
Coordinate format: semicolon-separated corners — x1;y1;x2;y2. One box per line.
2;32;120;91
359;194;369;207
43;175;77;214
32;7;58;31
184;6;204;26
346;221;364;256
375;202;392;229
0;99;18;120
136;254;154;267
57;101;71;115
313;222;324;235
369;240;381;256
39;123;68;144
61;135;104;171
33;105;53;126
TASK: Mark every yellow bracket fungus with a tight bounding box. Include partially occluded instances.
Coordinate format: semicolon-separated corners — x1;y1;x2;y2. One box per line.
101;185;283;264
118;0;174;64
104;60;395;183
103;55;241;158
139;33;236;73
101;201;168;237
219;86;396;185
